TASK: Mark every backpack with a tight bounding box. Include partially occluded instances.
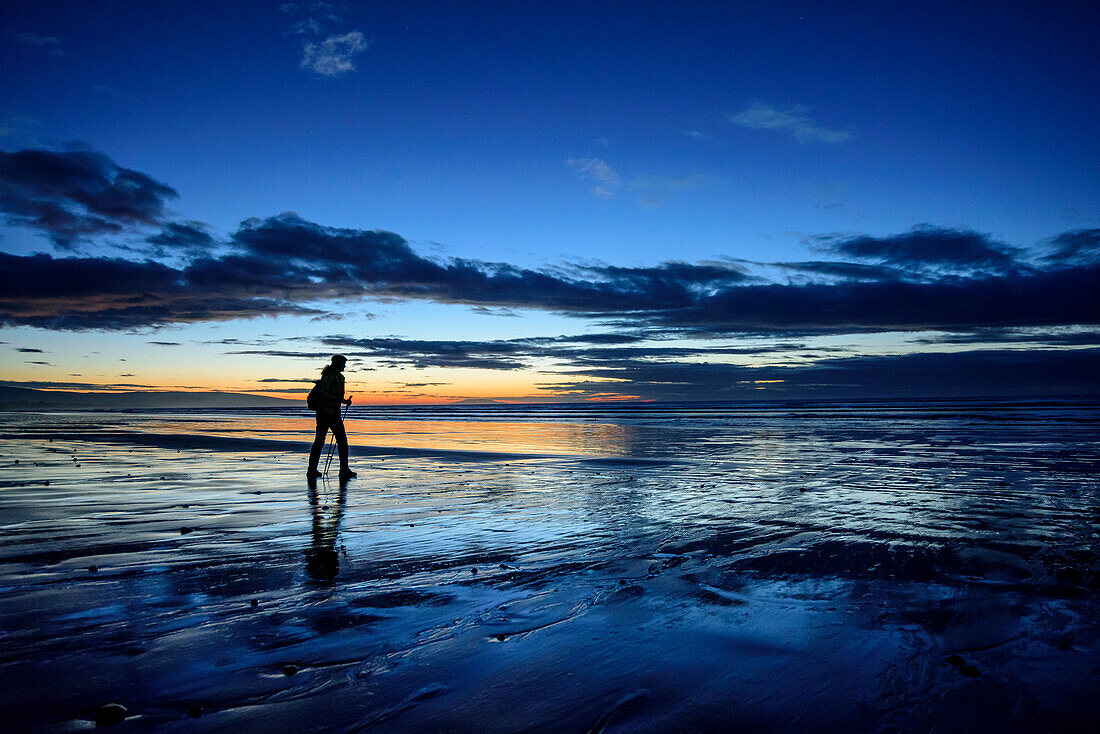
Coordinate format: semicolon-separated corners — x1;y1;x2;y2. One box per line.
306;380;322;410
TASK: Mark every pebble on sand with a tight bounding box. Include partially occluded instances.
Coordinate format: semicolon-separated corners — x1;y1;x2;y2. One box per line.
88;565;98;573
94;703;128;726
186;705;203;718
180;527;194;534
250;598;259;608
282;664;299;676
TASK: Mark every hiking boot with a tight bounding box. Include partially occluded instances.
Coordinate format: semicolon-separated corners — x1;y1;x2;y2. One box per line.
307;469;323;479
339;468;357;479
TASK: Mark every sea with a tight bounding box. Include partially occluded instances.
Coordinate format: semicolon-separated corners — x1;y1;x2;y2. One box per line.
0;399;1097;731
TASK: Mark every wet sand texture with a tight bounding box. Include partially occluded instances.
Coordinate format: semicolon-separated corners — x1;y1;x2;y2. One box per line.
0;402;1097;731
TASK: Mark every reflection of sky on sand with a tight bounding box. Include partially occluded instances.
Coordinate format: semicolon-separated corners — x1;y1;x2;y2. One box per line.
337;417;639;456
0;403;1097;730
34;411;642;457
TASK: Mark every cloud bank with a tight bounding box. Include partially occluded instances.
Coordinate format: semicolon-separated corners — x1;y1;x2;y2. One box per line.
1;146;1099;398
1;148;1097;338
0;149;177;246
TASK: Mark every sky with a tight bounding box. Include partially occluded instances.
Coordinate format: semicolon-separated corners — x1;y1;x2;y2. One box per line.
1;1;1098;403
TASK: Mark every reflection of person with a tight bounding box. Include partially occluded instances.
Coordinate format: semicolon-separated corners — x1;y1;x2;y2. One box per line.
305;479;347;580
307;355;356;480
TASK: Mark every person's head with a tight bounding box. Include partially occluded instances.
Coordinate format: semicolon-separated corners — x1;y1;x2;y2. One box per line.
323;354;347;374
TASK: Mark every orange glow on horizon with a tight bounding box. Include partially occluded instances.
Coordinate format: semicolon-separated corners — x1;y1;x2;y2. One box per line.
23;380;654;405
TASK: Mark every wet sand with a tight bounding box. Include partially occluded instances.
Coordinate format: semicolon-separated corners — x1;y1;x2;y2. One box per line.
0;403;1097;731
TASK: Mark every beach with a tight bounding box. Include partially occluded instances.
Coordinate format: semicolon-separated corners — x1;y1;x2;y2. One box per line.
0;401;1097;731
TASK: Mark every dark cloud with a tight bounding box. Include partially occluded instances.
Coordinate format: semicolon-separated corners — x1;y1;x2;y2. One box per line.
526;333;649;345
5;223;1099;334
634;264;1100;334
0;153;1096;343
547;348;1100;401
310;310;356;322
147;341;182;346
24;360;52;365
232;213;410;267
228;213;689;314
812;226;1022;274
911;328;1100;347
224;349;330;359
469;306;519;317
0;250;328;328
585;260;751;287
770;260;906;282
0;149;177;246
146;220;216;252
16;347;44;352
0;251;179;299
230;346;524;371
231;335;811;373
202;337;283;345
228;214;753;314
1041;228;1100;265
553;343;807;366
319;336;531;371
223;215;1100;336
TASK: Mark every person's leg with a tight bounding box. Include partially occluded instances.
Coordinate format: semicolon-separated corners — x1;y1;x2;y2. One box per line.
331;419;352;473
307;414;329;475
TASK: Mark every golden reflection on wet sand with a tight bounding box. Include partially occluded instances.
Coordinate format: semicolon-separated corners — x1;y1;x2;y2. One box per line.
132;415;640;457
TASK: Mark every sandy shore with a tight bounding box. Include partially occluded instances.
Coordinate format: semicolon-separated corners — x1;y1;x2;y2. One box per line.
0;404;1097;731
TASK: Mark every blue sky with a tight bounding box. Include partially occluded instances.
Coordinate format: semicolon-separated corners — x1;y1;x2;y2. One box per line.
1;1;1098;402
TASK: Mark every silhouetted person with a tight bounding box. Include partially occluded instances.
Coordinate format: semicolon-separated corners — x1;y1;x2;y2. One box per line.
307;354;356;480
305;478;347;581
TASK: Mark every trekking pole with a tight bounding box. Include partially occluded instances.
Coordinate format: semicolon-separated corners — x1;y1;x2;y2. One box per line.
322;399;350;478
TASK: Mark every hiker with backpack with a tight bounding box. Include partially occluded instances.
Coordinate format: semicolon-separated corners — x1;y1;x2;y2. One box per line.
307;355;356;480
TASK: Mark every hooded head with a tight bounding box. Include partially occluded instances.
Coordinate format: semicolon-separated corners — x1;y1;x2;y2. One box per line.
322;354;347;374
